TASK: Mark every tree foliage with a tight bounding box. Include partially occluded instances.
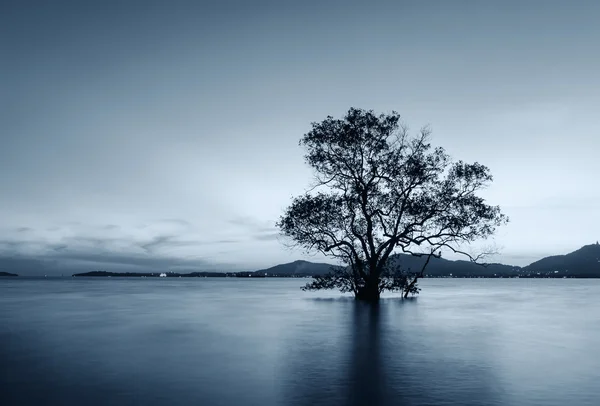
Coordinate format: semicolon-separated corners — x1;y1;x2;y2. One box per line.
277;108;508;301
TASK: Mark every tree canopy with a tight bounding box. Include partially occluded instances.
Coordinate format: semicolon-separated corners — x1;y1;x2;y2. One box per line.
277;108;508;301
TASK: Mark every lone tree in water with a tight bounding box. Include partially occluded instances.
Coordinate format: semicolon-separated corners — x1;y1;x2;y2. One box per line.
277;108;508;302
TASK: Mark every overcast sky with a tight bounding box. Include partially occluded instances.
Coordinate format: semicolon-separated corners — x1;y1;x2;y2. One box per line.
1;0;599;275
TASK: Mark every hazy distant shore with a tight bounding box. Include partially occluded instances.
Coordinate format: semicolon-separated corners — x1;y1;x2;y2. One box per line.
3;243;599;279
69;271;597;279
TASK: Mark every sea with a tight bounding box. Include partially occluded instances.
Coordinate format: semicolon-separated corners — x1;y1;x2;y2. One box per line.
1;277;599;406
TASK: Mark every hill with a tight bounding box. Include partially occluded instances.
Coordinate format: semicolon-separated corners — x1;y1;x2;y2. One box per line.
253;260;341;277
387;253;521;277
253;255;520;278
521;243;600;277
250;244;599;278
0;271;18;276
296;244;599;278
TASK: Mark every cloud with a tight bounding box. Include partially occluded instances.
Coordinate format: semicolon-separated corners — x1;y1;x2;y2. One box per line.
228;216;281;242
2;0;599;272
157;219;192;228
229;216;281;242
0;256;59;274
50;243;68;252
0;233;241;275
214;239;240;244
0;220;290;275
140;235;177;253
0;251;220;275
253;232;280;241
49;251;210;269
138;234;216;255
228;216;276;233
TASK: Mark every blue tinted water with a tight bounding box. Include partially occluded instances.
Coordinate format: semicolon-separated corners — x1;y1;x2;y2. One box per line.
1;278;599;405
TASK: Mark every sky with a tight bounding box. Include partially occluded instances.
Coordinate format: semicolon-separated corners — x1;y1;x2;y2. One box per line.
1;0;599;275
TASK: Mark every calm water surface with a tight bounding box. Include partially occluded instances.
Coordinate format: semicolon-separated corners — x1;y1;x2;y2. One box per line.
1;278;599;406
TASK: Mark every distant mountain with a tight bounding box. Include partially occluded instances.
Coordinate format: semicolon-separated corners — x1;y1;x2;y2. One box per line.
387;253;521;277
73;271;249;277
252;255;520;278
14;243;600;279
521;243;600;277
253;260;342;277
0;271;18;277
250;244;600;278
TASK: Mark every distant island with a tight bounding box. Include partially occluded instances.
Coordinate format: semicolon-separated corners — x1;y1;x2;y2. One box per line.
73;271;269;278
72;243;600;279
0;271;18;277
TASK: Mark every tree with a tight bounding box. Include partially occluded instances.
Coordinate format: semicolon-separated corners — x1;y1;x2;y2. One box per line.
277;108;508;302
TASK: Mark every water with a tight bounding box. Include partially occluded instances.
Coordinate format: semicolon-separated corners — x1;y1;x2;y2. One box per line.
1;278;599;406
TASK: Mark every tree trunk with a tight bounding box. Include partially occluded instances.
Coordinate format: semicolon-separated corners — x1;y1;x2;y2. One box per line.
355;275;380;302
403;274;421;298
